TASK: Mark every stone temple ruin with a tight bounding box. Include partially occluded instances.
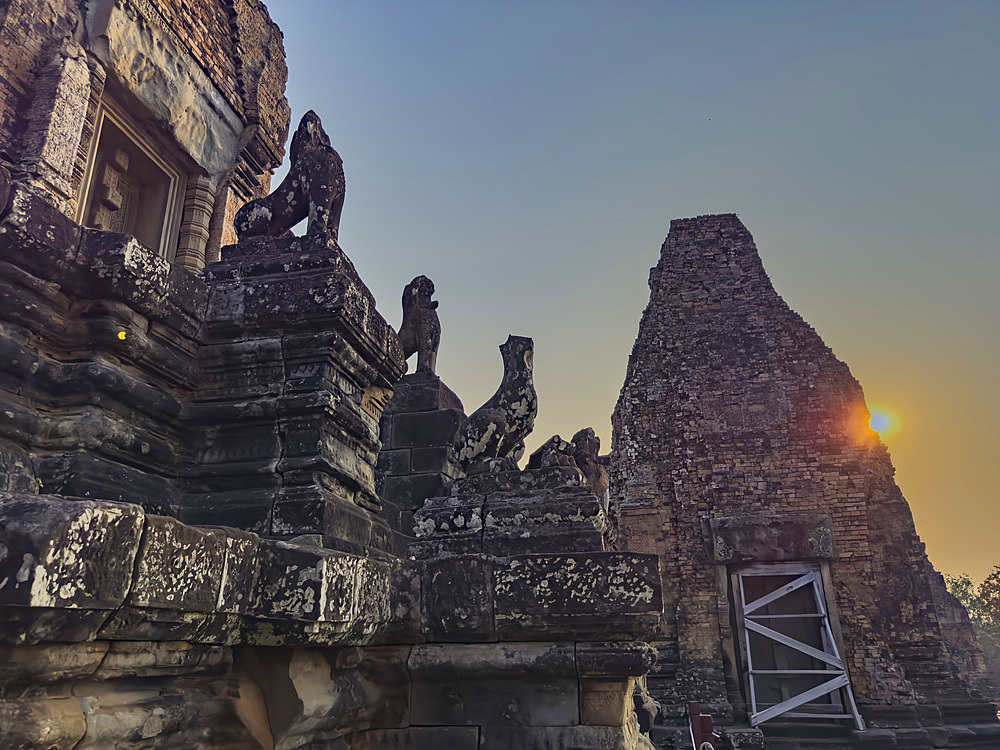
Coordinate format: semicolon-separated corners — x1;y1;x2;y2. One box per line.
0;2;995;749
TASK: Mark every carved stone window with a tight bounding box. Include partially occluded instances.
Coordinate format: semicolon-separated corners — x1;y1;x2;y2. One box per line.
77;102;185;260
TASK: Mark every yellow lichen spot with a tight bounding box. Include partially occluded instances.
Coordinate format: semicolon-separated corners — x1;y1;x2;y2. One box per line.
117;331;127;340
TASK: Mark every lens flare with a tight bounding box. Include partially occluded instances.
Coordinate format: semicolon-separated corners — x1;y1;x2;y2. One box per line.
867;408;901;439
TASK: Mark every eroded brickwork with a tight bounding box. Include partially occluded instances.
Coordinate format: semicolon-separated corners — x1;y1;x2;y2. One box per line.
0;0;78;165
154;0;241;113
611;214;997;747
0;0;288;269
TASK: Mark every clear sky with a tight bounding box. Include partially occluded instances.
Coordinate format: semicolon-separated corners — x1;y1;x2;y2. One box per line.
265;1;999;581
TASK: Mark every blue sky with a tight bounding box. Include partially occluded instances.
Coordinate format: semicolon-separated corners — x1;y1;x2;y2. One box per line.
266;1;999;579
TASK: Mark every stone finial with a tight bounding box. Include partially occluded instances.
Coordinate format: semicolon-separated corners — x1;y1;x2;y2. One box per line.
234;110;345;242
524;428;610;504
398;275;441;375
452;335;537;474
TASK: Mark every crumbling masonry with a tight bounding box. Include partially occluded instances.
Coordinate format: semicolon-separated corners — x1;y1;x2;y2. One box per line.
611;215;998;748
0;2;995;749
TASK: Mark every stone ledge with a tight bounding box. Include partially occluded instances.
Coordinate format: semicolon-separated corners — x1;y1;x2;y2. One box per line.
494;553;662;641
0;493;665;653
0;494;144;611
0;495;663;651
708;510;835;563
0;188;209;338
381;372;464;414
0;494;417;647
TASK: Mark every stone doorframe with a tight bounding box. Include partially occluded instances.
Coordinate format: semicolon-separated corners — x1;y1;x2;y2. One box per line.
705;511;859;727
730;561;864;729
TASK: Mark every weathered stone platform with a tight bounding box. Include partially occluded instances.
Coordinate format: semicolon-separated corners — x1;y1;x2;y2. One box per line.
0;160;662;747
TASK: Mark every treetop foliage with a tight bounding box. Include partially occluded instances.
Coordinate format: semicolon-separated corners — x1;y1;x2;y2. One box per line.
945;566;1000;683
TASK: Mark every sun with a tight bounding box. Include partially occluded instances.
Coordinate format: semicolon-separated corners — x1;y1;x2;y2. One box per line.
869;412;890;433
868;408;900;438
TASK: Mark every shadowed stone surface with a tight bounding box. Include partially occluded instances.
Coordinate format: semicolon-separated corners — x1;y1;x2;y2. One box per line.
408;642;579;727
493;554;661;640
708;511;835;563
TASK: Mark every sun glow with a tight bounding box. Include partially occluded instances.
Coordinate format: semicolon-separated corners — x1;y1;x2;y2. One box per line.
868;408;901;438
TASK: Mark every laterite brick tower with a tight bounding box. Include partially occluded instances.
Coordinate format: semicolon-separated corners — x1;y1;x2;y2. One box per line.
611;214;998;748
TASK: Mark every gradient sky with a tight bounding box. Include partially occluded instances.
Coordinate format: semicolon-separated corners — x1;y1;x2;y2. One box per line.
265;1;999;581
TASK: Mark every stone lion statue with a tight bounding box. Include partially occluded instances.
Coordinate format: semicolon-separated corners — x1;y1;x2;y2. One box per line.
452;335;537;474
571;427;610;503
398;275;441;375
234;110;345;242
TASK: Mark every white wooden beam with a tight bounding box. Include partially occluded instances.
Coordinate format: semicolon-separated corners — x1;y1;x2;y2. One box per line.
751;674;848;725
743;572;816;614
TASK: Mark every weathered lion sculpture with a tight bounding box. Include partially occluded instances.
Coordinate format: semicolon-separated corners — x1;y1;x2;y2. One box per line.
571;427;610;505
452;335;537;474
234;110;345;242
398;275;441;375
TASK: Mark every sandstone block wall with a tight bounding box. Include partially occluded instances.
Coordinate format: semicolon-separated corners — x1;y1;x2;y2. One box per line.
0;182;404;550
